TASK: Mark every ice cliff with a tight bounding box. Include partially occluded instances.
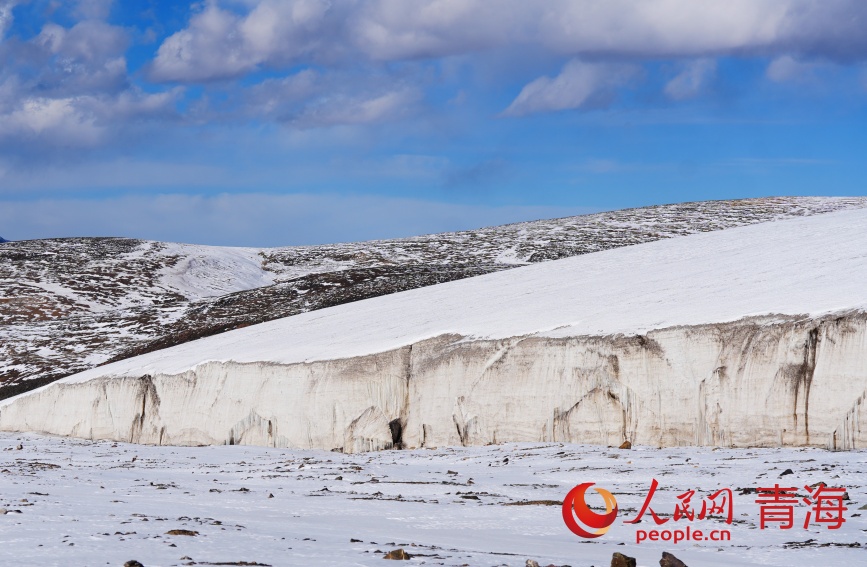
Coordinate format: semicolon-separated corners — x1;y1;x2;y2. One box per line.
3;208;867;451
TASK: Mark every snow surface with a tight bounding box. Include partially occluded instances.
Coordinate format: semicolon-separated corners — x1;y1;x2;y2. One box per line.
0;433;864;567
41;206;867;383
157;243;275;298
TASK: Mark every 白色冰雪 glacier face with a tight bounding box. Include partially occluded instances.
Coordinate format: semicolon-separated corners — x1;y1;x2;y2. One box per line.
2;208;867;452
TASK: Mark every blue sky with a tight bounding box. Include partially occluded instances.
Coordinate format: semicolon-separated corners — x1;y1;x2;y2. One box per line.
0;0;866;246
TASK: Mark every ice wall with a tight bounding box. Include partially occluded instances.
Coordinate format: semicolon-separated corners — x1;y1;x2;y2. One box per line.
2;313;866;451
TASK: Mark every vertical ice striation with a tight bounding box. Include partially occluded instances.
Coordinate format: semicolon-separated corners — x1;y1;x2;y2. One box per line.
1;313;866;451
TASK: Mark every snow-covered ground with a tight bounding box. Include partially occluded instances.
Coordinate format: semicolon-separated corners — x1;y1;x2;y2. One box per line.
0;433;863;567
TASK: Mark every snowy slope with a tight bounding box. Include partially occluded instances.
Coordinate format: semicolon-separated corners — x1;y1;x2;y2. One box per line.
2;196;866;397
40;207;867;376
3;207;867;452
1;433;865;567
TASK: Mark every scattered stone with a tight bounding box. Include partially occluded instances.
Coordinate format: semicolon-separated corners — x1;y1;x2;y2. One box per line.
526;561;540;567
124;561;145;567
809;482;850;500
351;538;363;543
618;441;632;449
0;508;7;515
15;444;22;450
383;548;412;560
660;551;688;567
166;529;199;536
611;552;636;567
780;468;794;477
268;493;274;498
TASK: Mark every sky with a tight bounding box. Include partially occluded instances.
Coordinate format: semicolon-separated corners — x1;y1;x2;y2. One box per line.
0;0;866;246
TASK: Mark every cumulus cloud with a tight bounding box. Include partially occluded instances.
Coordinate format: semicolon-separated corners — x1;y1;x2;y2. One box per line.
150;0;341;82
502;60;637;116
0;89;181;150
0;8;182;156
0;97;103;146
664;58;716;100
149;0;867;83
3;0;867;166
31;20;130;95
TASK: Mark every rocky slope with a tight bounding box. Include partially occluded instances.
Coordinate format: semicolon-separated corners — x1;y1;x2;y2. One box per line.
2;196;866;399
3;207;867;451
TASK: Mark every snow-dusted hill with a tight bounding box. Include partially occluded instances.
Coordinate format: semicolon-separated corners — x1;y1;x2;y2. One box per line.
4;196;865;398
3;206;867;452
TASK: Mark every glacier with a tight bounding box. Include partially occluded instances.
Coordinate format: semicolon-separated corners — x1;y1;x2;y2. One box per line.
3;208;867;452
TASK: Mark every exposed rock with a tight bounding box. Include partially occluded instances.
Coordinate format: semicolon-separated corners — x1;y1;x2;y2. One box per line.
165;529;198;536
525;561;540;567
780;468;794;477
660;551;688;567
618;440;632;449
383;548;412;560
611;552;636;567
124;561;145;567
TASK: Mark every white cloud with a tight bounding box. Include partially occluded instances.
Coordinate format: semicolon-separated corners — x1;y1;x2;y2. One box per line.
150;0;867;82
0;97;103;146
0;192;595;246
236;69;423;127
0;0;19;41
295;88;422;127
502;60;637;117
766;55;825;83
151;0;339;82
0;89;181;148
664;58;716;100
